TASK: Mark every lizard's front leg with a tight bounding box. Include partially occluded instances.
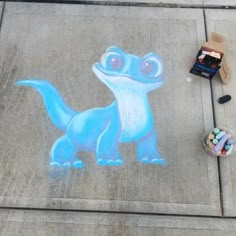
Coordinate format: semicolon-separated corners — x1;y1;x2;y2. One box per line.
137;128;166;166
96;118;123;166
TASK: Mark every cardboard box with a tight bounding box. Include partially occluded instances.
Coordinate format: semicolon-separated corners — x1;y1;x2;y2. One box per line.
190;32;231;83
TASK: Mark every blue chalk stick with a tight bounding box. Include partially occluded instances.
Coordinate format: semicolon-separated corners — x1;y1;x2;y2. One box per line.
227;138;234;145
225;144;231;150
216;131;226;140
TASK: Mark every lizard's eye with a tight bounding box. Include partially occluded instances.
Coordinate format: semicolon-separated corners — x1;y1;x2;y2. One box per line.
141;58;162;78
101;52;124;71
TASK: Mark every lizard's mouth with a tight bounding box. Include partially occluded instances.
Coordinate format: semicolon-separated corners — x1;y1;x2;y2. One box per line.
92;64;137;89
93;63;129;78
92;63;164;92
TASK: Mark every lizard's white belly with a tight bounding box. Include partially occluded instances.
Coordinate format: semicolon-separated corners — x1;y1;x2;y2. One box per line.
117;94;153;142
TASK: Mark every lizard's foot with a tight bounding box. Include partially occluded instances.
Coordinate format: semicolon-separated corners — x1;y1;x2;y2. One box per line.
50;160;84;169
138;156;167;166
96;153;123;166
137;128;167;166
97;158;123;166
50;135;85;169
72;160;84;169
150;158;167;166
50;162;62;168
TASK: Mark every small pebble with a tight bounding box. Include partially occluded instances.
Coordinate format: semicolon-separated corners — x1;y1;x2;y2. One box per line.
186;77;192;82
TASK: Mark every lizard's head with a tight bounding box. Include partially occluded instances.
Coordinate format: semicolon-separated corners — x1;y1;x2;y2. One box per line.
92;46;164;93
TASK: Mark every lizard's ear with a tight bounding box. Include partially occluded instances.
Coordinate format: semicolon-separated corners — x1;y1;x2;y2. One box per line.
106;46;125;55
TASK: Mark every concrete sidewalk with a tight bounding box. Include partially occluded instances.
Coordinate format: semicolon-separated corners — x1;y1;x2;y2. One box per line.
0;1;236;235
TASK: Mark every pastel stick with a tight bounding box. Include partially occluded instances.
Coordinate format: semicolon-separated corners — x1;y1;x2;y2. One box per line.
216;131;226;140
213;133;231;153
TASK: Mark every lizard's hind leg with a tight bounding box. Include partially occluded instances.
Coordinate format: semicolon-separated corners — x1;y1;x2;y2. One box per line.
50;135;84;168
137;128;166;166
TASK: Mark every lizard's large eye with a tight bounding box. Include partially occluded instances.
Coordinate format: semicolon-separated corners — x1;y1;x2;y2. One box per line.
141;57;162;78
101;52;124;71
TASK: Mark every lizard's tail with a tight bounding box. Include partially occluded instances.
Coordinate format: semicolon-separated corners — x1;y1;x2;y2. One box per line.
16;79;78;132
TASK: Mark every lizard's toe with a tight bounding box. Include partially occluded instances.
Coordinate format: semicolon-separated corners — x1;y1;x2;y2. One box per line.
97;159;108;166
108;159;123;166
138;157;151;164
50;162;61;168
73;161;84;169
151;158;167;166
63;162;71;168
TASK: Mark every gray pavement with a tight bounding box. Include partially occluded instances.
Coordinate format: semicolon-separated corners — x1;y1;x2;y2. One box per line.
0;2;220;216
1;209;236;236
206;9;236;216
0;1;236;235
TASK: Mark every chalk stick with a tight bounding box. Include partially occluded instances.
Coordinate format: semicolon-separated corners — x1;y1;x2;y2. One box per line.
209;133;215;140
225;144;231;150
216;131;226;140
227;138;234;145
213;128;220;135
221;150;227;155
213;139;218;144
213;133;231;152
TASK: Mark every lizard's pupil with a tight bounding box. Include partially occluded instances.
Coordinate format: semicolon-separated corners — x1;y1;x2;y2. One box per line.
110;56;123;70
142;61;154;75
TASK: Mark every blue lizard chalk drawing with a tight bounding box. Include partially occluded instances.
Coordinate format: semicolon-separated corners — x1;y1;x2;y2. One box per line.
16;46;166;168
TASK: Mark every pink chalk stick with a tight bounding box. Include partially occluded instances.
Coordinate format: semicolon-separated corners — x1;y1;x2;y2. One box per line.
209;133;215;140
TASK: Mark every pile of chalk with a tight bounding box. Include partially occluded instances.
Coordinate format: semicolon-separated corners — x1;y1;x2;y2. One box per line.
206;128;234;156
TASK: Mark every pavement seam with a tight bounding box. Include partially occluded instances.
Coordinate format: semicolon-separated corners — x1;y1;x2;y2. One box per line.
4;0;236;9
0;1;6;33
203;8;224;217
0;206;233;219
